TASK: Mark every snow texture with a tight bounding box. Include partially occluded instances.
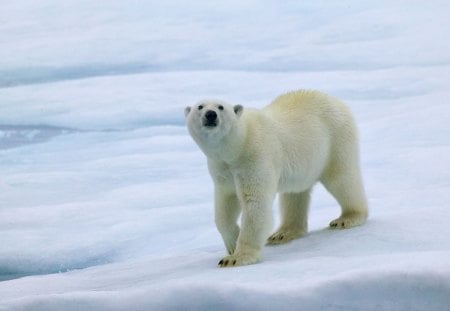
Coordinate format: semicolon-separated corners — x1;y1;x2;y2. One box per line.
1;0;450;310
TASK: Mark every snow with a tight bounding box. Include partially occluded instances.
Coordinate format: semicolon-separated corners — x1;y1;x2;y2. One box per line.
1;0;450;310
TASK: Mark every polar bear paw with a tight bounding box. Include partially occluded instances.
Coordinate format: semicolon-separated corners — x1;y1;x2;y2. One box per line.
266;229;306;245
218;252;260;268
329;213;367;229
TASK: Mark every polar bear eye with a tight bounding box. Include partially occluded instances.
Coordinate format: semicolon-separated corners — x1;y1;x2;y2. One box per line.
198;105;204;110
218;105;224;111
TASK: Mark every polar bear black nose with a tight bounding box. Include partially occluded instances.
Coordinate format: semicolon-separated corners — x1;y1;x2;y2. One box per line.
205;110;217;122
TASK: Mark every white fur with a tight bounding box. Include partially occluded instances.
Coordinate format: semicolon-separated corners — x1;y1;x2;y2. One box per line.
185;90;368;267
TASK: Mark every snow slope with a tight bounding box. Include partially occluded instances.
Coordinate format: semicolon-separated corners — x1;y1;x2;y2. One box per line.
1;0;450;310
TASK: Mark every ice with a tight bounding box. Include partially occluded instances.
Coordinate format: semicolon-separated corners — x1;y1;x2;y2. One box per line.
1;0;450;310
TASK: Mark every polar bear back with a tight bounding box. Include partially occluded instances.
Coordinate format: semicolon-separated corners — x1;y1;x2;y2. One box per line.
257;90;358;193
264;90;354;132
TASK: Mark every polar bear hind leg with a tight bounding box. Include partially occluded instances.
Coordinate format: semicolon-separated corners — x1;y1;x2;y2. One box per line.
267;189;311;245
322;162;368;229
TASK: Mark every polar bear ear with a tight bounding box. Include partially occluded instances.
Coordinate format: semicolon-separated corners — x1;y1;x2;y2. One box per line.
184;106;191;117
233;105;243;117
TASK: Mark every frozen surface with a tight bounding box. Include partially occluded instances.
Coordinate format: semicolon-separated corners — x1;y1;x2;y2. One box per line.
1;0;450;310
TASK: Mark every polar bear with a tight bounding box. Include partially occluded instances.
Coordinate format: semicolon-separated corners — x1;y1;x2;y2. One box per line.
184;90;368;267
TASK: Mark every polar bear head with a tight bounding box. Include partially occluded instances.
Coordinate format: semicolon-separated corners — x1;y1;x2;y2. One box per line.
185;100;244;153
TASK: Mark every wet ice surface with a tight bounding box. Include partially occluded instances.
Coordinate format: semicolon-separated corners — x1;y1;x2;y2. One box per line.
0;125;75;149
1;1;450;310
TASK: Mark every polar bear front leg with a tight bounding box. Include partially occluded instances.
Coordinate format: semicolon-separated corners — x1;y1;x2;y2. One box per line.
218;179;275;267
215;190;241;255
267;189;311;245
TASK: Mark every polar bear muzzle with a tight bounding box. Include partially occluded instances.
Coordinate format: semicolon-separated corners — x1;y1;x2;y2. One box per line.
203;110;218;127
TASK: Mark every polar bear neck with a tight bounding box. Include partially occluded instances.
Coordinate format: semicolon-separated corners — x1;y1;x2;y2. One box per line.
197;119;247;164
